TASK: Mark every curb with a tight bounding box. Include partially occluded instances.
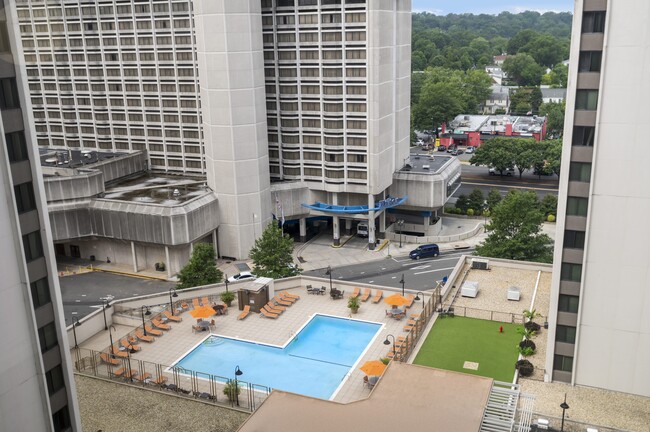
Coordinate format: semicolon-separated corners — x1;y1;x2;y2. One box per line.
90;267;170;282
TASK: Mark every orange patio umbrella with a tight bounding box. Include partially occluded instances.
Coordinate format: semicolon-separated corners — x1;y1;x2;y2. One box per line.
359;360;386;376
384;293;410;307
190;305;216;319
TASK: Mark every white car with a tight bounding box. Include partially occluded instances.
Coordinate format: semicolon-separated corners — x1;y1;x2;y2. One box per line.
227;272;256;283
416;139;425;146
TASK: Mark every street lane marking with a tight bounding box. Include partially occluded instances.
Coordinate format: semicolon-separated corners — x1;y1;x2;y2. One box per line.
411;265;431;270
413;266;456;275
401;257;462;267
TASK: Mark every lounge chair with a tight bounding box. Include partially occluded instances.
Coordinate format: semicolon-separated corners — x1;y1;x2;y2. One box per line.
192;298;201;309
164;310;182;322
181;302;189;310
136;372;152;382
272;296;292;307
120;338;141;352
100;352;121;366
278;292;297;303
405;294;415;308
281;291;300;300
110;367;126;377
151;375;168;385
238;305;250;320
265;303;284;314
135;330;155;343
371;290;383;303
144;324;163;337
259;308;279;319
123;368;138;380
221;304;228;315
201;296;209;306
152;318;171;330
349;287;361;298
360;288;371;302
111;346;129;358
403;319;417;332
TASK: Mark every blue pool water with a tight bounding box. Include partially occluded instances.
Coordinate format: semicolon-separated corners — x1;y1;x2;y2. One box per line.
173;315;381;399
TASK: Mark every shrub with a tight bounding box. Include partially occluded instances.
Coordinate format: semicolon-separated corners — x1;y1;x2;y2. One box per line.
516;359;534;376
519;339;536;351
524;321;541;332
455;208;463;214
348;296;360;311
380;357;391;365
517;345;536;357
220;291;235;305
466;209;475;216
547;214;556;222
223;380;241;401
455;194;470;212
483;210;491;218
444;207;455;213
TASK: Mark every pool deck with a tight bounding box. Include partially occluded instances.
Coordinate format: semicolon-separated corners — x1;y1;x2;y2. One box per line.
78;286;429;404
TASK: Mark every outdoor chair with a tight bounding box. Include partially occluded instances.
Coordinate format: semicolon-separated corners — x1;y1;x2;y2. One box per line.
136;372;152;383
110;367;126;378
371;290;383;303
123;368;139;380
144;324;163;337
201;297;210;307
360;288;371;302
163;310;182;322
273;296;292;307
404;294;415;308
265;303;285;314
151;375;168;385
100;352;121;366
111;346;129;358
152;318;171;331
192;298;201;309
120;338;141;352
135;331;155;343
260;308;279;319
279;292;298;302
350;287;361;298
238;305;251;320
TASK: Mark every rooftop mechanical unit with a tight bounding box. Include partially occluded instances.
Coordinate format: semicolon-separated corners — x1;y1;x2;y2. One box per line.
471;258;490;270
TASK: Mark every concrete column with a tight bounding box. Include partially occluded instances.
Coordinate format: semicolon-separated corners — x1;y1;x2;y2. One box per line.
212;229;219;257
332;193;340;246
368;194;376;250
165;246;172;279
345;219;352;236
299;218;307;242
130;241;138;273
379;212;386;237
190;242;194;254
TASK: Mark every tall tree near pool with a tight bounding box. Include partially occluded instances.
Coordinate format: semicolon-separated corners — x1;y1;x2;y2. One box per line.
177;243;223;289
250;223;299;279
476;190;553;263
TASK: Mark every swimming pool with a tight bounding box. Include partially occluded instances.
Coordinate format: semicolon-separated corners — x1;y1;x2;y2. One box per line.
172;314;382;399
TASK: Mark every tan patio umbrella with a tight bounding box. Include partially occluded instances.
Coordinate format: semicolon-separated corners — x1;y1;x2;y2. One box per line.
384;293;410;308
359;360;386;376
190;305;216;319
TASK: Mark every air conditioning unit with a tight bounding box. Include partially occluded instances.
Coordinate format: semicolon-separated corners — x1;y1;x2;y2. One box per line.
472;259;490;270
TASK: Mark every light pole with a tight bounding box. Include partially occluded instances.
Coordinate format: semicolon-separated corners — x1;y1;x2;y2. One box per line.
125;342;137;382
397;219;404;248
169;288;178;316
234;365;243;406
399;274;405;297
383;334;396;357
71;316;81;349
325;266;333;293
141;306;151;336
414;291;426;309
101;299;109;330
482;200;489;232
108;324;116;354
224;276;229;293
560;393;569;432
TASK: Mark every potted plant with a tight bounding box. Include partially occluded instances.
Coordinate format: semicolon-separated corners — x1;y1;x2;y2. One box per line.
220;291;235;307
515;359;534;377
223;380;240;402
348;295;360;314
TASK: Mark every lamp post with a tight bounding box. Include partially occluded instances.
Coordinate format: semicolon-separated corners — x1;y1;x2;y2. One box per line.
108;325;116;354
141;305;151;336
125;342;137;382
383;334;396;357
169;287;178;316
101;299;109;330
397;219;404;248
325;266;333;292
224;276;229;293
234;365;243;407
399;274;405;297
560;393;569;432
482;200;489;232
414;291;426;309
71;316;81;349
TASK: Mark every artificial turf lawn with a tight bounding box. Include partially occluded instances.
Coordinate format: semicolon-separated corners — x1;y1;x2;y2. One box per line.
413;316;522;382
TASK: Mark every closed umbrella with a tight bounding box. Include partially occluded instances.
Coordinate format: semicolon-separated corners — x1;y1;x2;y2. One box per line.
190;306;216;319
360;360;386;376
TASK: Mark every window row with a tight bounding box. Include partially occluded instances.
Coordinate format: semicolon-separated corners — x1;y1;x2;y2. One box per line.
17;3;190;18
267;135;366;147
25;51;194;63
263;12;365;26
31;97;198;109
29;81;196;94
267;84;367;96
266;101;365;112
266;0;366;7
274;166;368;179
20;18;191;33
28;67;195;78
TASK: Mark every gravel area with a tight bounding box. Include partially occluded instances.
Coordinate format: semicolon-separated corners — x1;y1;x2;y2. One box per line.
75;375;249;432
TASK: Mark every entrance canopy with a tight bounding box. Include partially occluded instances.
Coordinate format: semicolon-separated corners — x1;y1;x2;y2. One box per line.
301;196;407;214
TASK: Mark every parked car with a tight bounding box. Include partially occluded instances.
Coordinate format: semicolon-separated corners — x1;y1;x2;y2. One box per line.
437;145;447;152
446;145;457;153
409;244;440;260
227;271;256;283
452;149;464;156
416;139;425;146
356;222;369;237
488;166;515;176
465;147;475;154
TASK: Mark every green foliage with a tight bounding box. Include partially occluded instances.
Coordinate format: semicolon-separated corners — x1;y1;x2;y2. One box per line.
177;244;223;289
547;214;556;222
487;188;503;210
455;194;470;213
223;380;241;400
543;139;563;176
380;357;391;365
502;54;544;86
542;63;568;88
470;138;516;173
540;194;558;217
220;291;235;304
539;102;565;137
348;295;360;310
483;210;491;218
476;190;553;263
517;345;536;357
471;138;559;179
249;223;298;279
523;309;541;322
466;209;475;216
468;188;485;213
517;326;537;340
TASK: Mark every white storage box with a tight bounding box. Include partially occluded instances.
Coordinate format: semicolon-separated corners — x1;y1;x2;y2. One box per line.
461;281;479;298
507;286;521;301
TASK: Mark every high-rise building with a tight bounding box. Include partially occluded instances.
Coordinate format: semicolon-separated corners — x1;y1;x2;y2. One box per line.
0;2;81;430
546;0;650;397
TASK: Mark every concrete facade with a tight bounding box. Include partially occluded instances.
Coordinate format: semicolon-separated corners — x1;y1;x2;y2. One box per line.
546;0;650;397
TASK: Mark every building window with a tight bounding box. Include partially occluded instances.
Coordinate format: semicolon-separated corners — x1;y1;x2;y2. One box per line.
52;406;72;432
582;11;606;33
38;322;58;353
569;162;592;183
572;126;595;146
14;182;36;214
45;365;65;396
30;277;51;309
563;230;585;249
553;354;573;372
5;131;29;162
23;230;44;262
0;78;20;109
561;263;582;282
558;294;580;313
566;197;588;216
556;325;577;344
575;90;598;110
578;51;602;72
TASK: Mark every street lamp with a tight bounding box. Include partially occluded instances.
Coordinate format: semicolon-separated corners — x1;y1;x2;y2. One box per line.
234;365;243;406
141;305;151;336
224;276;229;293
482;200;489;232
325;266;333;293
399;274;405;297
101;299;109;330
169;288;178;316
414;291;426;309
560;393;570;432
383;334;396;357
108;324;117;354
71;316;81;349
125;341;137;382
397;219;404;248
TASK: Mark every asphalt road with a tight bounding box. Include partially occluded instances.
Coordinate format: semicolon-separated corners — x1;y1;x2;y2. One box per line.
304;249;473;292
59;272;175;326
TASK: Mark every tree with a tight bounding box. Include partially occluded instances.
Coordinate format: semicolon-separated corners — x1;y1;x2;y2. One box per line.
177;243;223;289
539;102;565;137
511;138;539;178
502;54;544;86
487;188;503;210
543;139;563;176
249;222;299;279
509;87;543;115
540;194;558;217
455;194;470;213
476;190;553;263
542;63;568;87
468;189;485;214
470;137;516;174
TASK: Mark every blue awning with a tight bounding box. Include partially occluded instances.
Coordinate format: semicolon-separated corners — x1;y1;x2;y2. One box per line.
301;196;407;214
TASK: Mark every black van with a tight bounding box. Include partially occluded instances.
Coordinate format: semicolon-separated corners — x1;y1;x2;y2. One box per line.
409;244;440;260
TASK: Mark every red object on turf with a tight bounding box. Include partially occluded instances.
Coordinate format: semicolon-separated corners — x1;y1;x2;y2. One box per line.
499;326;503;333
